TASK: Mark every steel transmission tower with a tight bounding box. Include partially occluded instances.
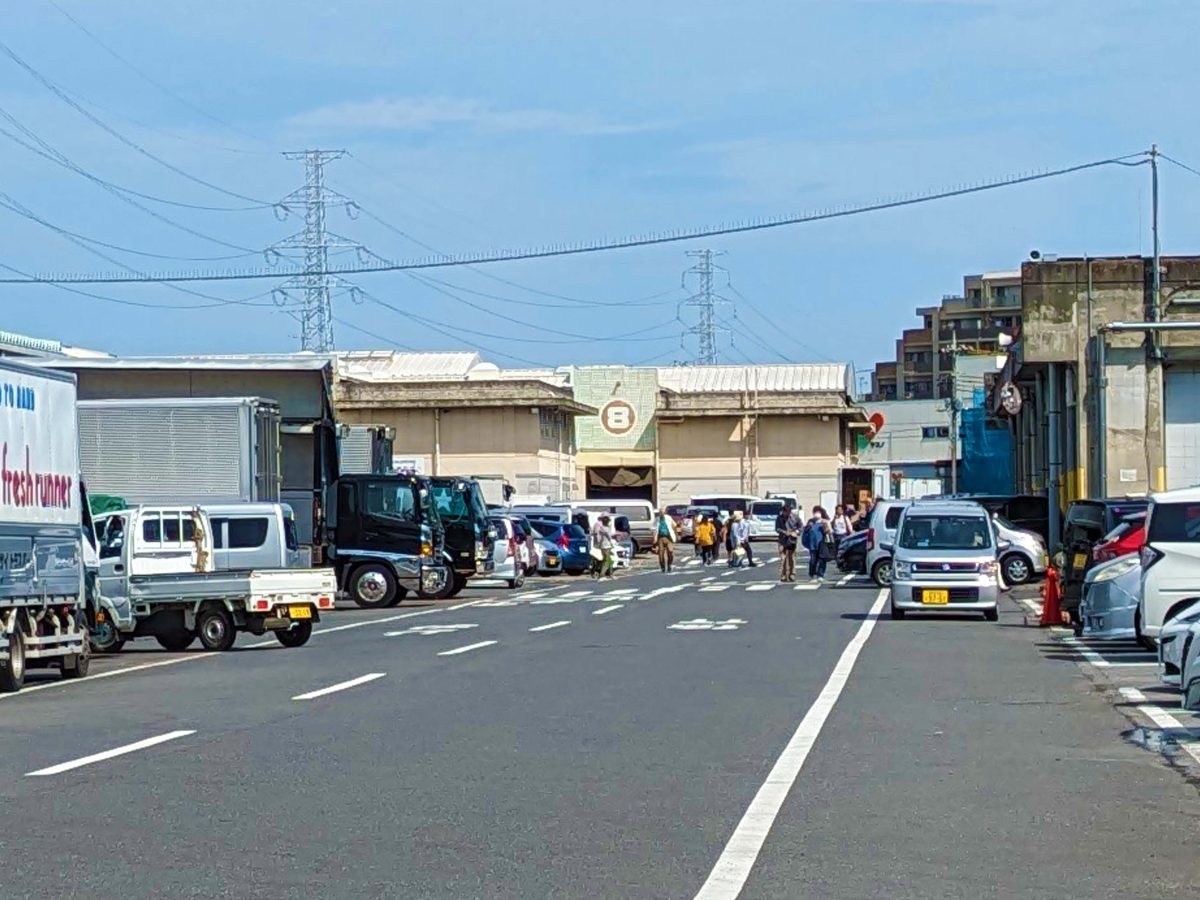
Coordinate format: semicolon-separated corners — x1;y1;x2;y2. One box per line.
270;149;367;352
680;249;731;365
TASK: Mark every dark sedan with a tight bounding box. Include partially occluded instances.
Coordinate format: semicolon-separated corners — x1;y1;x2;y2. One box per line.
836;530;868;575
530;521;592;575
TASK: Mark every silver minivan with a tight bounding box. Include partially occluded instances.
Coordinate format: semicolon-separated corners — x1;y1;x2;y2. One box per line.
886;500;1004;621
202;503;309;571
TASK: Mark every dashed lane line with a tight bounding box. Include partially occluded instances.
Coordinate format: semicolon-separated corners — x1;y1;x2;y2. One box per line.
592;605;624;616
292;672;387;701
529;620;571;633
437;640;498;657
27;729;196;777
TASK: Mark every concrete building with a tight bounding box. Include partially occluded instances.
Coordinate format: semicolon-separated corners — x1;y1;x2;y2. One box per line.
334;352;594;501
991;255;1200;527
871;271;1022;401
652;364;865;509
853;399;952;498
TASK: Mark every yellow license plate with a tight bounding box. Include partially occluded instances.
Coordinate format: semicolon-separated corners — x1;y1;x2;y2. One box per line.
1072;553;1088;570
288;605;312;620
922;590;949;605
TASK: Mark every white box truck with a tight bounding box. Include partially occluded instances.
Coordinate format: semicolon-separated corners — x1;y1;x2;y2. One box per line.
0;359;90;691
77;397;281;505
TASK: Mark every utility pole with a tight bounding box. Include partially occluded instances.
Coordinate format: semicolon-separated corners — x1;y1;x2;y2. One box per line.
680;249;730;365
949;333;959;494
271;149;362;352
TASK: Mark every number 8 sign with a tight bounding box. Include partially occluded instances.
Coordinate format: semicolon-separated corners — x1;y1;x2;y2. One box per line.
599;399;637;436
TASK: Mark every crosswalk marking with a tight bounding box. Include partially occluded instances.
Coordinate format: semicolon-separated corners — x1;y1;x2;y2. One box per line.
746;584;774;592
794;583;820;591
699;585;730;592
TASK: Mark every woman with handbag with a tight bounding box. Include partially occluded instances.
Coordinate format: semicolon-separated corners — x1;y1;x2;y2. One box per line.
803;506;832;582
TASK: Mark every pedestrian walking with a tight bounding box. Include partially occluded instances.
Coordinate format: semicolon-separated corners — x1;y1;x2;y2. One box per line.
591;514;616;580
832;504;853;546
654;508;677;573
694;515;717;565
776;503;801;582
730;510;756;567
803;506;832;581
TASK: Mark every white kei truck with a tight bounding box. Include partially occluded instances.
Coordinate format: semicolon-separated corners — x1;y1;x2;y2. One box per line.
0;359;91;692
91;505;336;652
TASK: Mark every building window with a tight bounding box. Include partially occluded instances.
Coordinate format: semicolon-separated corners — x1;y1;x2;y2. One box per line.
921;426;950;439
539;409;562;441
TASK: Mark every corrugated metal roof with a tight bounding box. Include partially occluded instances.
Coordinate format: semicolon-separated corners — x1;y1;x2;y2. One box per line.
42;353;334;372
0;329;62;354
467;367;568;386
655;364;852;395
336;351;481;381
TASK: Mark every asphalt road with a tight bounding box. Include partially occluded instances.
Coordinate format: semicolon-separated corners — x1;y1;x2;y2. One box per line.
1;552;1198;898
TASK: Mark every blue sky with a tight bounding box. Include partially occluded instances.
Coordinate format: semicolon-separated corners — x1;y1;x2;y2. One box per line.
4;0;1200;377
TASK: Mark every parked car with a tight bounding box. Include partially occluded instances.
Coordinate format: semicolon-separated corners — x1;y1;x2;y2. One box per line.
666;504;691;539
531;522;591;575
489;516;529;589
865;499;910;586
1060;497;1151;625
748;499;785;541
1079;553;1143;640
1093;513;1147;564
991;514;1048;586
1138;486;1200;647
1178;620;1200;710
552;500;654;554
939;493;1051;543
885;500;1002;621
507;514;540;575
529;523;563;576
1155;598;1200;686
836;529;868;575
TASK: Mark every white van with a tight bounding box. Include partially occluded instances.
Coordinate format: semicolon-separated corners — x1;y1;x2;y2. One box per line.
202;503;310;571
1138;486;1200;645
689;494;760;517
555;500;655;553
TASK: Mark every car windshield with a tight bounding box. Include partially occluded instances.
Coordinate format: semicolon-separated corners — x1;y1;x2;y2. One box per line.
898;515;993;550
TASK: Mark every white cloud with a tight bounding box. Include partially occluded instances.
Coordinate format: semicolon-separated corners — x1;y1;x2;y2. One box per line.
288;96;655;136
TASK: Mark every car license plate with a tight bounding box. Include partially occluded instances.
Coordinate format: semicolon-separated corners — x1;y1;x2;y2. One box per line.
922;589;949;605
288;605;312;620
1072;552;1088;570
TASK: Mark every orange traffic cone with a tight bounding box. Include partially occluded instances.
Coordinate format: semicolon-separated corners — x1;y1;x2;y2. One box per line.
1039;566;1061;627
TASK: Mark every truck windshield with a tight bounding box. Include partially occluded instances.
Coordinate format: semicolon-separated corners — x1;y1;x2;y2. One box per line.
364;482;418;522
899;515;992;550
431;482;470;522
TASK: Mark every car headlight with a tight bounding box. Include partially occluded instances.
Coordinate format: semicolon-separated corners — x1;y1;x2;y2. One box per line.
1091;557;1140;583
979;559;998;577
893;560;912;581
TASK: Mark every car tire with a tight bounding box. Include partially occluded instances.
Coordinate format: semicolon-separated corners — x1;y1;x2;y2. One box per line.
61;642;90;679
446;574;468;598
89;619;125;654
890;604;906;620
0;629;26;693
155;629;196;652
350;563;397;609
871;558;893;587
984;607;999;622
1001;553;1033;586
196;607;236;652
275;621;313;648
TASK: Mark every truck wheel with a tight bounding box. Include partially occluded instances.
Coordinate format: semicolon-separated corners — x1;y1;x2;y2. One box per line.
155;630;196;652
275;621;313;648
417;571;455;601
196;608;236;652
61;643;90;679
446;574;467;598
0;630;26;693
350;564;397;609
89;620;125;654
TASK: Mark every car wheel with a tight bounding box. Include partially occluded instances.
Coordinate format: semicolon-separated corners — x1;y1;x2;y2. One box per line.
871;558;893;587
275;621;313;648
0;629;26;692
196;607;236;652
350;563;397;609
155;629;196;652
89;618;125;654
890;604;905;620
446;574;467;598
1001;553;1033;585
984;607;999;622
61;640;90;679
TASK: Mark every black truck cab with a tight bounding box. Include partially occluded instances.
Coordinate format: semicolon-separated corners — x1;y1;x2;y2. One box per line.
430;477;497;597
325;473;450;608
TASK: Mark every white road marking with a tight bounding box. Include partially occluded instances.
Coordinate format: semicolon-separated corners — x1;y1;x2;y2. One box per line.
27;729;196;777
562;591;593;598
1131;702;1200;765
669;618;747;631
592;605;624;616
385;623;478;637
529;620;571;633
530;596;579;605
700;585;730;592
695;588;889;900
437;640;498;657
606;588;638;596
518;592;549;599
1016;597;1042;618
292;672;387;701
641;584;691;600
1120;687;1148;702
745;584;774;592
838;574;854;586
794;583;820;591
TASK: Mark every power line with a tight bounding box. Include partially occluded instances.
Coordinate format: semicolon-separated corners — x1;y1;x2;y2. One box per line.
725;283;836;363
0;37;273;206
1161;152;1200;181
42;0;269;150
0;150;1151;285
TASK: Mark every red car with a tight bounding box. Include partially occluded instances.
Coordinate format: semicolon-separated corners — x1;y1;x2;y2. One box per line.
1092;513;1147;564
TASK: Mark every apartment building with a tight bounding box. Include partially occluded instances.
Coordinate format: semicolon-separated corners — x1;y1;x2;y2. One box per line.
870;271;1022;401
